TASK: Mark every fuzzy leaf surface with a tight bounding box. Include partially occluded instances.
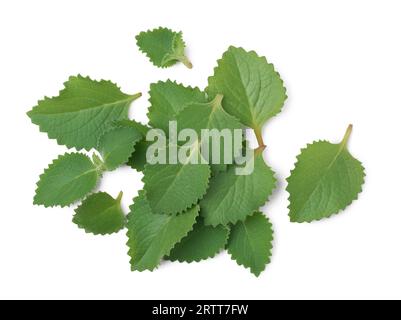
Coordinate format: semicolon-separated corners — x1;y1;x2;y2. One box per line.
227;212;273;277
287;126;365;222
73;191;125;235
200;151;276;226
27;75;141;150
136;27;192;68
168;218;229;263
207;46;286;130
143;144;211;215
148;80;207;133
98;125;142;171
126;192;199;271
34;153;100;207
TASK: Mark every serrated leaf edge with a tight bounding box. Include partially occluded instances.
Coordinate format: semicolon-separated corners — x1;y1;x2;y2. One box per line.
33;152;101;208
204;159;277;228
125;199;199;272
135;27;187;69
147;79;206;129
141;162;212;216
167;223;231;264
286;140;366;223
227;212;274;277
27;74;140;151
206;46;288;129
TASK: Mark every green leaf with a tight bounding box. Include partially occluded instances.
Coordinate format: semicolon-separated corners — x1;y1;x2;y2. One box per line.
227;212;274;277
143;143;211;215
73;191;125;235
148;80;207;134
287;125;365;223
168;218;229;263
206;46;287;130
127;140;152;172
27;75;141;151
136;27;192;68
200;150;276;226
34;153;101;207
97;125;142;171
126;192;199;271
176;94;243;168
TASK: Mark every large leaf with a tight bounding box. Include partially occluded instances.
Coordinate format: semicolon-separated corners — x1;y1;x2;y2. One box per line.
227;212;274;277
27;75;141;150
34;153;102;207
73;191;126;235
207;46;287;130
168;218;229;263
126;192;199;271
148;80;207;134
200;151;276;226
287;125;365;222
136;27;192;68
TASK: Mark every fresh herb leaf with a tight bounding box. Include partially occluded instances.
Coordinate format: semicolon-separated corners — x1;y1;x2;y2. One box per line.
168;218;229;263
27;75;141;151
207;46;287;132
287;125;365;222
200;150;276;226
136;27;192;68
126;192;199;271
227;212;274;277
73;191;125;235
34;153;102;207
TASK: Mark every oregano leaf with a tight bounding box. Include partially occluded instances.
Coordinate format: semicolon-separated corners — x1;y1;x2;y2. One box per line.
27;75;141;151
97;125;142;171
206;46;287;131
126;192;199;271
176;94;243;169
168;218;229;263
287;125;365;223
148;80;207;134
136;27;192;68
143;143;211;215
34;153;102;207
73;191;125;235
227;212;274;277
200;150;276;226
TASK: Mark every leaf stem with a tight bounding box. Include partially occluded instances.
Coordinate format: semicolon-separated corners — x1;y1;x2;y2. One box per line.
130;92;142;101
116;191;123;203
211;94;224;109
179;55;193;69
254;128;266;149
341;124;353;148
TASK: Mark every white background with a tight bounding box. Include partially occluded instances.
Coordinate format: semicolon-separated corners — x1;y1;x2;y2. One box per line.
0;0;400;300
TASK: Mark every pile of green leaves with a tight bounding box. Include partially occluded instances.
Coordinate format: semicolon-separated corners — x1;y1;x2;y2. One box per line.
27;27;365;276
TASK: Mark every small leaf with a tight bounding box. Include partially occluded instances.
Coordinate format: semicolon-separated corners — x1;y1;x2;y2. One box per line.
143;143;211;215
168;218;229;263
34;153;101;207
27;75;141;151
148;80;207;134
200;150;276;226
97;125;142;171
207;46;287;130
136;27;192;68
73;191;125;235
287;125;365;222
126;192;199;271
227;212;274;277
